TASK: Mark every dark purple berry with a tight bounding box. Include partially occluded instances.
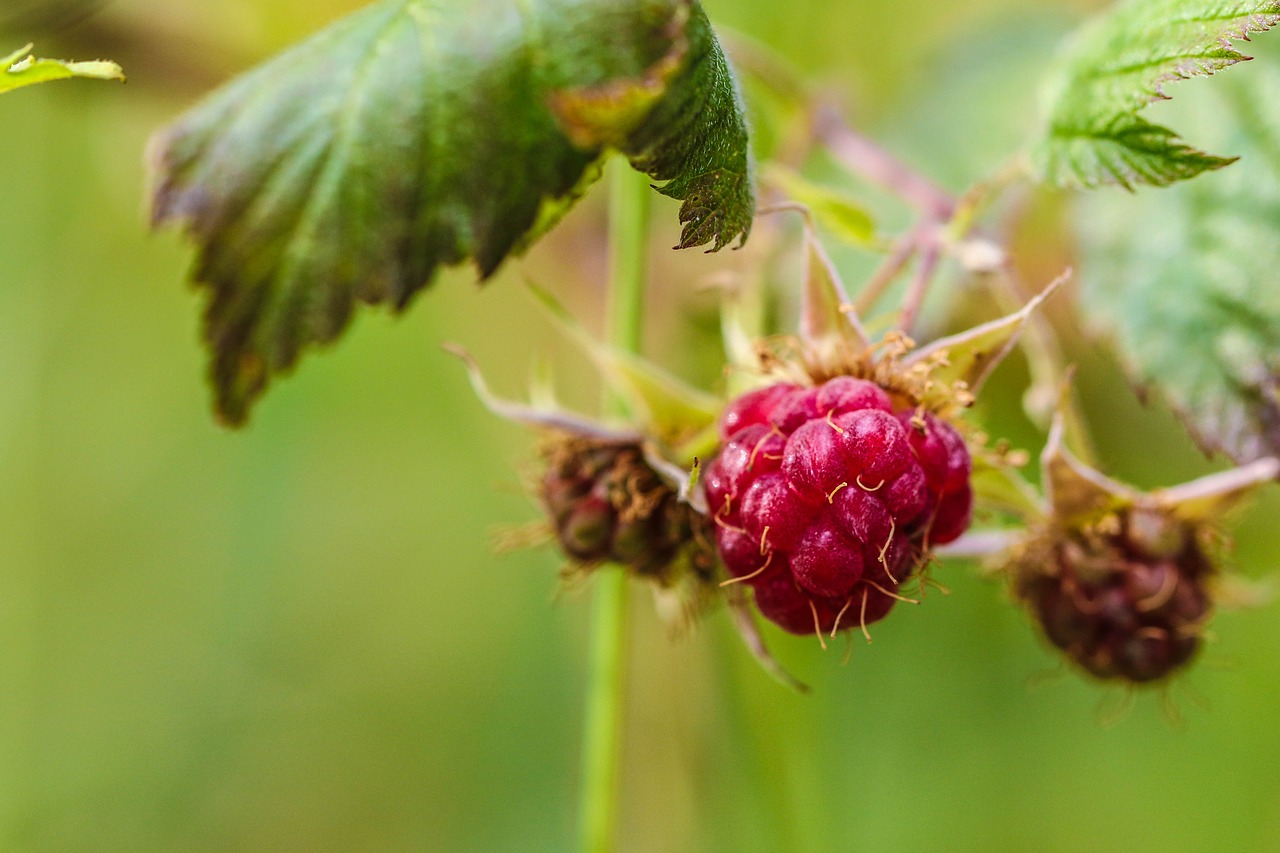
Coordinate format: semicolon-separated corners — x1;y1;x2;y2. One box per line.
540;437;712;583
560;493;615;562
1013;508;1211;684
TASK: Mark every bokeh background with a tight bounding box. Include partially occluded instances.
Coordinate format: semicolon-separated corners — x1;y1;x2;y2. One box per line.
3;0;1279;850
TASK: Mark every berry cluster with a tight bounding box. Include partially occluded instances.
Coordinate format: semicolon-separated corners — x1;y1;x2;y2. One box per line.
703;377;973;636
1013;508;1210;683
541;437;712;581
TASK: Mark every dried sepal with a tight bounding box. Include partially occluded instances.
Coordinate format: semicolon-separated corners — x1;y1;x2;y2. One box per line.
1041;408;1138;526
1153;457;1280;522
800;228;871;357
445;343;642;443
726;590;811;694
744;245;1064;426
905;269;1069;410
524;280;720;448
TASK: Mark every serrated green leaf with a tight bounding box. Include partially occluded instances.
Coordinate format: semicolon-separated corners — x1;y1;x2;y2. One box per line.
1077;48;1280;462
1;44;124;94
1033;0;1280;189
148;0;753;425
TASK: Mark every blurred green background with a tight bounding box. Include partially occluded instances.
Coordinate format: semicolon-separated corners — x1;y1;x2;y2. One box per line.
3;0;1280;850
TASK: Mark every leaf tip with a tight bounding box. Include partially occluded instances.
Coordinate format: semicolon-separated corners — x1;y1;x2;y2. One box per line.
209;350;267;429
144;128;182;229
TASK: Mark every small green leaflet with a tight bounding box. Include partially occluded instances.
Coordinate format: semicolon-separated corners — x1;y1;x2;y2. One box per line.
1078;48;1280;462
764;165;877;247
1;44;124;94
149;0;754;426
1033;0;1280;189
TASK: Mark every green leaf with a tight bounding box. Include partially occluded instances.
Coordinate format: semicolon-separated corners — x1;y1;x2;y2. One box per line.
1033;0;1280;189
764;165;877;246
148;0;753;425
1;44;124;94
1077;48;1280;461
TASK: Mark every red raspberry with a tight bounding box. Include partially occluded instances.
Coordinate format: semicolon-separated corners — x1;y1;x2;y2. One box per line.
705;378;973;636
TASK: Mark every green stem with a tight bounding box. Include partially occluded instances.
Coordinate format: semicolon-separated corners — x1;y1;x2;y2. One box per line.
578;570;630;853
606;158;651;357
578;157;651;853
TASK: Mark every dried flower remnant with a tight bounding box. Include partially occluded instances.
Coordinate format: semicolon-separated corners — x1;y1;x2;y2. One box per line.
1007;412;1280;684
541;435;715;586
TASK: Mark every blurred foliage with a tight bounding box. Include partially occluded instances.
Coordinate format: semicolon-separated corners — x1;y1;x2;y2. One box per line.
0;43;124;94
2;1;1279;852
149;0;751;426
1079;41;1280;464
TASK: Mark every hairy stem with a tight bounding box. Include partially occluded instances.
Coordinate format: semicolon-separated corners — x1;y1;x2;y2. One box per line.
578;157;651;853
896;237;941;335
814;105;955;221
814;106;956;324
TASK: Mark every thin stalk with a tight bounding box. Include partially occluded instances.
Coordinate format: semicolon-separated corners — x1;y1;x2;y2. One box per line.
606;158;651;357
578;157;651;853
896;236;941;336
814;106;955;221
853;227;919;316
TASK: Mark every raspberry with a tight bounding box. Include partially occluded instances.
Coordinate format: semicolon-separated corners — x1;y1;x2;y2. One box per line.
705;378;973;637
541;437;712;581
1012;508;1210;683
